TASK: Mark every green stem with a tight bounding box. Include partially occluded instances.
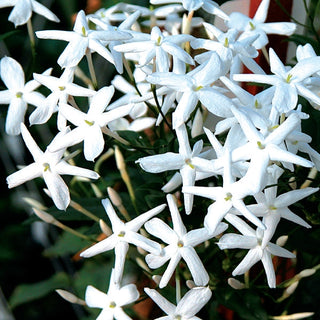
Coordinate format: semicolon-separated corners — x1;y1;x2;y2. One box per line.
86;50;98;89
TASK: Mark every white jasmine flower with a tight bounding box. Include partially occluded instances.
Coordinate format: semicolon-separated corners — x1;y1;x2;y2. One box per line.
248;184;316;247
48;86;132;161
6;123;99;210
226;0;296;49
183;150;265;233
229;106;314;193
144;286;212;320
114;25;194;72
31;67;95;126
0;0;59;27
191;23;263;75
233;48;320;113
0;56;50;135
146;53;233;129
137;124;217;214
145;194;227;288
36;10;132;68
217;222;296;288
85;269;139;320
81;199;166;283
89;10;141;74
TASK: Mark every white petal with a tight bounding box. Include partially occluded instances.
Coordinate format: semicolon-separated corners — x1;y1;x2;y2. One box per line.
218;234;257;250
85;285;107;308
261;250;276;288
159;252;181;288
58;38;88;68
137;153;184;173
144;288;176;315
83;125;104;161
55;161;99;180
176;286;212;317
43;171;70;210
5;98;27;135
232;248;261;275
1;56;24;89
20;123;43;161
8;0;32;26
7;162;41;188
31;0;60;22
144;218;177;244
117;284;139;307
181;246;209;286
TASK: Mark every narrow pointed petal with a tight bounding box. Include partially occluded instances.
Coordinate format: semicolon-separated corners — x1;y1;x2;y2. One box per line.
7;163;40;188
254;0;270;23
144;218;178;244
127;203;166;231
8;0;32;26
55;161;99;180
176;286;212;317
144;288;176;315
83;125;104;161
58;38;88;68
137;153;184;173
114;241;129;283
275;187;318;207
218;234;257;250
232;248;261;275
43;171;70;210
181;246;209;286
267;242;296;258
80;235;118;258
5;98;27;135
159;252;181;288
261;251;276;288
32;0;60;22
20;123;43;160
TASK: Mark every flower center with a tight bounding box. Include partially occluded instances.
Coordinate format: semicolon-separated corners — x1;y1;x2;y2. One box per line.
224;37;229;48
118;231;126;237
224;192;232;201
81;26;87;37
249;21;255;30
269;205;277;211
156;36;162;46
109;301;116;308
177;240;184;248
175;316;182;320
254;99;261;109
58;86;65;91
185;159;195;169
286;74;293;83
84;119;95;126
43;163;50;172
257;141;265;149
16;92;23;98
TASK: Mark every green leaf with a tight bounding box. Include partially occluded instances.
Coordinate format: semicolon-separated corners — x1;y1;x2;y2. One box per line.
0;30;21;41
43;227;91;258
215;288;268;320
9;272;70;308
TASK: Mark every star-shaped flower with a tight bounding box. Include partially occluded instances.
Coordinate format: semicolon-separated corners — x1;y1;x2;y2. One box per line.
85;269;139;320
137;124;217;214
0;56;50;135
80;198;166;283
0;0;59;27
145;194;227;288
6;123;99;210
217;219;295;288
226;0;296;49
36;10;132;68
48;86;132;161
233;48;320;113
145;286;212;320
31;67;95;126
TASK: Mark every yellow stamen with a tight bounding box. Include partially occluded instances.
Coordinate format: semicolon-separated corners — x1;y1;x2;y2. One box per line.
43;163;50;172
224;192;232;201
257;141;265;149
84;119;94;126
185;159;195;169
254;99;261;109
177;240;184;248
109;301;116;308
249;21;255;30
224;37;229;48
156;36;161;46
58;86;65;91
81;26;86;37
16;92;23;98
118;231;125;237
286;74;293;83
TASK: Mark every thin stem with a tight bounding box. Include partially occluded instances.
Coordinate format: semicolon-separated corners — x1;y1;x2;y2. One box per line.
69;200;101;223
86;50;98;89
27;19;35;50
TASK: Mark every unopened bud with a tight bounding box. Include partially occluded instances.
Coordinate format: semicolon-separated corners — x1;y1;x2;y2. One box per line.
33;208;57;224
107;187;122;207
228;278;245;290
114;145;125;171
297;269;316;279
276;235;288;247
135;257;150;272
186;280;196;289
99;219;112;236
56;289;86;306
152;275;161;286
270;312;314;319
23;197;47;211
191;109;203;138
